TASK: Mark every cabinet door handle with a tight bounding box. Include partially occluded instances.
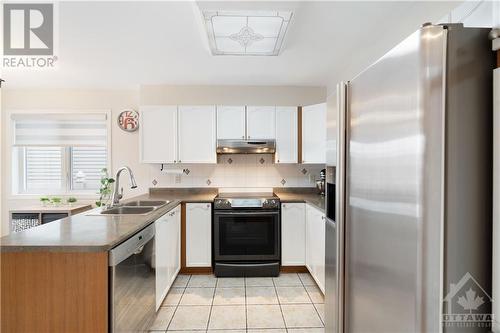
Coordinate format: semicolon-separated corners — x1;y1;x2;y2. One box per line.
178;160;182;163
282;204;286;208
206;204;210;208
241;135;245;139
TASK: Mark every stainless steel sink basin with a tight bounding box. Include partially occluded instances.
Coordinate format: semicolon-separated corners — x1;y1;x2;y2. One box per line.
100;206;156;215
123;200;168;207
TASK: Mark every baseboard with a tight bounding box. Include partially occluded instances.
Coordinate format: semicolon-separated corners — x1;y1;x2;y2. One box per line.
280;265;308;273
180;266;307;274
180;267;213;275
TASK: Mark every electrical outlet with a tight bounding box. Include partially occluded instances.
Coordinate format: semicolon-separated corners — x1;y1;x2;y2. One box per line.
175;175;181;183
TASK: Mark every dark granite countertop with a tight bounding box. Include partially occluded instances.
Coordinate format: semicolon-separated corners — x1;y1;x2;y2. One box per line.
0;188;324;253
0;189;217;253
273;188;326;213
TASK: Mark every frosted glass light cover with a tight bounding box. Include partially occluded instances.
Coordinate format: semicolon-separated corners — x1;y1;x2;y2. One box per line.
202;10;293;56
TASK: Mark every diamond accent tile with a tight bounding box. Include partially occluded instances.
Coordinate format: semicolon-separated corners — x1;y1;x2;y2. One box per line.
228;158;233;164
152;179;158;186
184;168;190;175
281;179;286;185
301;169;307;175
206;179;212;186
259;158;265;164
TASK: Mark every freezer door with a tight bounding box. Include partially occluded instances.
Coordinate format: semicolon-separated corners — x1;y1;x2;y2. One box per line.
325;217;337;333
344;26;447;333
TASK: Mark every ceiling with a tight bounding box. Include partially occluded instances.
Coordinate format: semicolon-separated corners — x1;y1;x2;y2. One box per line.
2;1;461;91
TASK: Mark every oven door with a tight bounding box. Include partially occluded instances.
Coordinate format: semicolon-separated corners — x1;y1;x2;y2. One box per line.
213;210;280;261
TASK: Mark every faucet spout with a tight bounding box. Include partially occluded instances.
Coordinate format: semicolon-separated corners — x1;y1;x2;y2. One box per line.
110;166;137;207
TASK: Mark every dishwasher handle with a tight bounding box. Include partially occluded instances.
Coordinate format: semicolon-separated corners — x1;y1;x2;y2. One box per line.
109;224;155;266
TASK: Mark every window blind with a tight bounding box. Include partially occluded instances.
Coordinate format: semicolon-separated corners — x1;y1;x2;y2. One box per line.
25;147;63;191
12;113;108;147
71;147;107;190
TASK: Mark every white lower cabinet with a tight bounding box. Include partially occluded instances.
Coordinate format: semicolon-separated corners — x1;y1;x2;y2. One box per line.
186;203;212;267
305;204;326;293
155;205;181;310
281;203;306;265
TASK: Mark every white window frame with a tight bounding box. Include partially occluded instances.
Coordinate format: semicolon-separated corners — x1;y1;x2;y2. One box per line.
7;109;112;199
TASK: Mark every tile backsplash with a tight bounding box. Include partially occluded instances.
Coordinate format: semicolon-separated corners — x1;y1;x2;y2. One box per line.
148;155;324;188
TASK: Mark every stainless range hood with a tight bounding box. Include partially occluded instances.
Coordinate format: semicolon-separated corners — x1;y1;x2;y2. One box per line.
216;139;276;154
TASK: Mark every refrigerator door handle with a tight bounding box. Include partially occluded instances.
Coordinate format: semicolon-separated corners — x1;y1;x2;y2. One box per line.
336;81;348;333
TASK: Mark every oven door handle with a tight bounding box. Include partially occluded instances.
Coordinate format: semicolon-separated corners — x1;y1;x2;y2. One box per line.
214;210;279;216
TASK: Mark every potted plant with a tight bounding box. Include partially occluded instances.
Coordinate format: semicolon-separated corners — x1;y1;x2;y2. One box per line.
40;197;50;207
96;168;115;208
67;197;77;207
51;197;62;207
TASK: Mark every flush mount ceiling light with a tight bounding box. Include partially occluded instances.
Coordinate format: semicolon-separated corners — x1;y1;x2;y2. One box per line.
202;10;293;56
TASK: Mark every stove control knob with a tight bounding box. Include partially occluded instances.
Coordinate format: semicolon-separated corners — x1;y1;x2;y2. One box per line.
263;199;279;208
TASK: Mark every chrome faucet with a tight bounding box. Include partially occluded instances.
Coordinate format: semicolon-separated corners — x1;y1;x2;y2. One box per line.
110;166;137;207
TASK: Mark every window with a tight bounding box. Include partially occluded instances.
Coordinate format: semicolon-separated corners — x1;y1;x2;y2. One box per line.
18;146;108;193
11;112;110;195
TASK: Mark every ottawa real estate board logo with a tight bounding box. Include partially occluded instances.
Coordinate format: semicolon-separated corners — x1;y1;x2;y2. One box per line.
3;2;57;68
442;272;494;329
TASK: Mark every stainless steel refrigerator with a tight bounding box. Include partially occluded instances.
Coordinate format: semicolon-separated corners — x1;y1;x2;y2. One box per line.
325;23;494;333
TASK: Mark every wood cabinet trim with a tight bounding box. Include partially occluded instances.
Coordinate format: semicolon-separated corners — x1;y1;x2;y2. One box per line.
1;251;108;333
298;106;303;164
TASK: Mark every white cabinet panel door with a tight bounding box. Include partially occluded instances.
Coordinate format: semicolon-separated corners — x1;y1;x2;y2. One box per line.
305;204;326;293
302;103;326;164
186;203;212;267
246;106;276;139
281;203;306;265
140;106;177;163
178;106;217;163
167;205;181;288
217;106;246;140
155;205;181;310
275;107;298;163
155;214;170;310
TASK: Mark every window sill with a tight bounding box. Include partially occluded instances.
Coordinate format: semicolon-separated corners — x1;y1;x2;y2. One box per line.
9;193;99;200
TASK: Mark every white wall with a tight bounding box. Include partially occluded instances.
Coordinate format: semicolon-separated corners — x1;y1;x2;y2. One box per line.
438;0;495;27
1;85;326;236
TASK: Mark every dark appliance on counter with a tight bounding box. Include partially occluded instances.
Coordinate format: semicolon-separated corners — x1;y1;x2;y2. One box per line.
213;193;281;277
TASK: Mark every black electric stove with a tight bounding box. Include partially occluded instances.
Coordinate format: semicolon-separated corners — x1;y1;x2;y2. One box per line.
213;192;281;277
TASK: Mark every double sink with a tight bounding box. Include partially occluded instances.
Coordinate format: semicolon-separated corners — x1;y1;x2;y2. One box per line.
92;200;170;215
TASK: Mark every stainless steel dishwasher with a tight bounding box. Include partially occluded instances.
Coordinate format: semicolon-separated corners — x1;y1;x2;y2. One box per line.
109;224;155;332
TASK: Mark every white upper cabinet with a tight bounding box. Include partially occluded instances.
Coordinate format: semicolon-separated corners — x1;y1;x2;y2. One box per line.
275;106;298;163
140;106;177;163
246;106;276;139
217;106;246;140
302;103;326;164
178;106;216;163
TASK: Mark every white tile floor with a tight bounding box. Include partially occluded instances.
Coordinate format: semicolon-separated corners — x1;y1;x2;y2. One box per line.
149;273;325;333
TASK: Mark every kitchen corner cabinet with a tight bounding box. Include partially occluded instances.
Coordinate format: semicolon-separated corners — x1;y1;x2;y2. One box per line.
281;203;306;265
305;204;326;293
246;106;276;139
217;106;246;140
178;106;217;163
140;106;177;163
275;107;298;163
302;103;327;164
186;203;212;267
155;205;181;309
